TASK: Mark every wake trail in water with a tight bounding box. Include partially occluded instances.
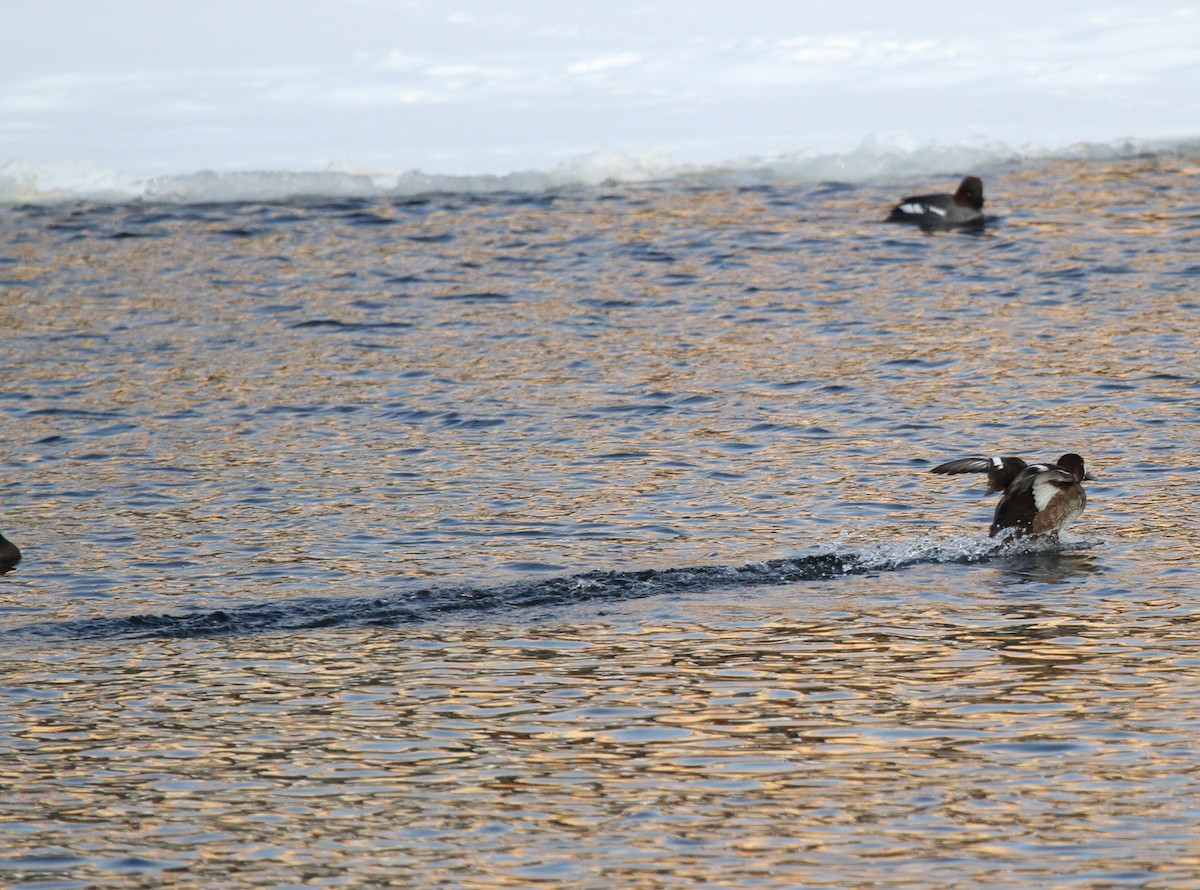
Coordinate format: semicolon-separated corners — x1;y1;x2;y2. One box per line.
3;536;1032;642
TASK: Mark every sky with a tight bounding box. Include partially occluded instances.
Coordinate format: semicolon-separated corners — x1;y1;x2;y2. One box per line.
2;1;1198;199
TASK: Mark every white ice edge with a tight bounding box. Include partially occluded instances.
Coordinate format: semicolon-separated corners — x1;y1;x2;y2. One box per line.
2;135;1195;206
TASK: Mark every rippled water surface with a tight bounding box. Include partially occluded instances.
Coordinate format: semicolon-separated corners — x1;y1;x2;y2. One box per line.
3;157;1200;887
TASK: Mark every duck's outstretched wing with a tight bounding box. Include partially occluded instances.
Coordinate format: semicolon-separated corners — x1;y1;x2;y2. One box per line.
931;456;1028;495
930;458;994;475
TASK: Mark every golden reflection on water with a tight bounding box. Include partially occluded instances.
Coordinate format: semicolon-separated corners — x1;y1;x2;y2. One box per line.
5;578;1200;888
3;157;1200;586
3;157;1200;887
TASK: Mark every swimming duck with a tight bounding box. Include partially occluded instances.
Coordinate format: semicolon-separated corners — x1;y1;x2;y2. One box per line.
932;453;1093;539
887;176;985;228
0;532;21;571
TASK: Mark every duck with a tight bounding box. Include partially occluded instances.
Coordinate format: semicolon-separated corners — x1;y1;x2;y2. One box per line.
887;176;985;228
0;532;20;571
931;453;1093;539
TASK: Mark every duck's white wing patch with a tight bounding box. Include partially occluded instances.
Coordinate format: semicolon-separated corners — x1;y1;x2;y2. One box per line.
1032;476;1057;512
898;202;927;215
1032;468;1072;511
926;205;947;217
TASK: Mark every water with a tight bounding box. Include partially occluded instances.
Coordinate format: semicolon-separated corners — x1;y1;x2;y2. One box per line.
2;154;1200;888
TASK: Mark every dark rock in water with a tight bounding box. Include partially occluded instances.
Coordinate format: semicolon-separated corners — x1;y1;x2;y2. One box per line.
0;533;21;572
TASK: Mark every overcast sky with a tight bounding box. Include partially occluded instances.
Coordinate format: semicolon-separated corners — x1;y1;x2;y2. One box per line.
3;1;1198;188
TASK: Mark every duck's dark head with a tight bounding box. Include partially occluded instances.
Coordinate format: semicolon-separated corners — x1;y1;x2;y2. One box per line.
1056;453;1093;484
955;176;984;211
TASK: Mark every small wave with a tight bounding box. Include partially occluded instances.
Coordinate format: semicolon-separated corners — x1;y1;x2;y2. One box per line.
289;319;414;332
3;535;1050;642
3;137;1196;206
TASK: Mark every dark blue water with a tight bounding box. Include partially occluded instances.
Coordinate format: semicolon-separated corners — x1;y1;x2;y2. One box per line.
2;156;1200;888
